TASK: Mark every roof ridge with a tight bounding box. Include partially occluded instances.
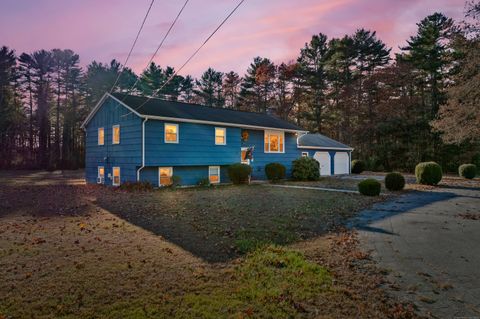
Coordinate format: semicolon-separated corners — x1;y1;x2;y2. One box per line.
112;93;271;116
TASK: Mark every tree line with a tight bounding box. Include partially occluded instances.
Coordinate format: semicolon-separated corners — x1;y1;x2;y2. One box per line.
0;2;479;171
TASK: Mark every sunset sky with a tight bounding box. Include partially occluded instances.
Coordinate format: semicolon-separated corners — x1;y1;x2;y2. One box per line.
0;0;465;77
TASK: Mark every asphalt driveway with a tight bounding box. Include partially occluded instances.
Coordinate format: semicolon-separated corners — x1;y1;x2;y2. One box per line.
350;186;480;318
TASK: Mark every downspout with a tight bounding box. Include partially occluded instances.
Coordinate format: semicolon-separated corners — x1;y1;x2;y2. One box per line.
137;117;148;181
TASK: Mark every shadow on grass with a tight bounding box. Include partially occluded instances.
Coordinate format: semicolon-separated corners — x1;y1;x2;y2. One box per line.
94;185;379;263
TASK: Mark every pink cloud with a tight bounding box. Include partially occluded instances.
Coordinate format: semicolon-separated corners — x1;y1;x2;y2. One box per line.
0;0;466;77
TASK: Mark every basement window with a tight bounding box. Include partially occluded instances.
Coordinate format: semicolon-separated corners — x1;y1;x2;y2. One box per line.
112;167;121;186
209;166;220;184
159;167;173;186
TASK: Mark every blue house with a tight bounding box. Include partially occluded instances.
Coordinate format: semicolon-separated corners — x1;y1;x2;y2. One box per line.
81;93;353;186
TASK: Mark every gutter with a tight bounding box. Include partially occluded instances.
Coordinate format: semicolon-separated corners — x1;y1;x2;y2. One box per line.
136;117;148;181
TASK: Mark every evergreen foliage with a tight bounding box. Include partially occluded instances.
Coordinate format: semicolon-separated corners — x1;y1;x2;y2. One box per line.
265;163;286;182
385;172;406;191
458;164;477;179
292;157;320;181
227;164;252;184
358;179;381;196
415;162;443;185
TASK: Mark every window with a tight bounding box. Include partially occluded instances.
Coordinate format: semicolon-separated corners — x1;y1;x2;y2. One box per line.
302;152;309;157
264;130;284;153
112;167;121;186
159;167;173;186
112;125;120;144
97;166;105;184
98;128;104;145
209;166;220;184
241;147;250;165
164;123;178;143
215;127;226;145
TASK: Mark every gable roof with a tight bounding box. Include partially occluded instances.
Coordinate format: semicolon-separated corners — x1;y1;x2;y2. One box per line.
81;92;306;132
297;133;353;150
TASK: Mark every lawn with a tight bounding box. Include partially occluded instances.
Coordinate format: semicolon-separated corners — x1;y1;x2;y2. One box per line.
0;172;416;318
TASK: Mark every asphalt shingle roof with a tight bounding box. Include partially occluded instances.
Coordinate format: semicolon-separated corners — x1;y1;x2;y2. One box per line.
112;93;304;131
297;133;352;149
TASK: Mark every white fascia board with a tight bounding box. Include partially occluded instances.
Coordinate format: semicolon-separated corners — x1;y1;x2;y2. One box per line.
81;93;143;129
143;114;308;134
297;145;354;151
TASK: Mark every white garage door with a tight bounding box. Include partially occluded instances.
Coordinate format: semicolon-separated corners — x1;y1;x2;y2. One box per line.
313;152;331;176
334;152;349;175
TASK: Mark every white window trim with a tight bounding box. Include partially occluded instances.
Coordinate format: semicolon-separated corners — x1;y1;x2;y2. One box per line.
112;167;121;186
164;123;179;144
264;130;285;154
98;127;104;146
112;125;120;144
215;127;226;145
302;152;309;157
208;166;220;184
97;166;105;184
158;167;173;187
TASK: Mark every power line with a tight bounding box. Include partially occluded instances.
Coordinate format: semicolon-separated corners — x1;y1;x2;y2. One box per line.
119;0;190;100
109;0;155;93
130;0;246;111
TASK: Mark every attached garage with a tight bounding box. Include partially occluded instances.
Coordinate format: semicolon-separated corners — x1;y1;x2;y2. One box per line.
297;133;353;176
313;151;331;176
334;152;350;175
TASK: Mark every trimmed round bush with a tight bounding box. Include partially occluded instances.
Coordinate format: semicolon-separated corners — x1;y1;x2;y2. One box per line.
292;157;320;181
358;179;381;196
385;172;405;191
458;164;477;179
265;162;286;182
351;160;366;174
415;162;442;185
227;163;252;184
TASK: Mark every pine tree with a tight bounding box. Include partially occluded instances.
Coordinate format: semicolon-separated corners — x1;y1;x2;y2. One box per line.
223;71;241;109
239;57;275;112
195;67;224;107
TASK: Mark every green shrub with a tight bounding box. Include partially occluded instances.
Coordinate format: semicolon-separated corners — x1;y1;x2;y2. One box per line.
227;163;252;184
351;160;366;174
291;157;320;181
119;181;154;192
458;164;477;179
415;162;442;185
197;177;211;187
385;172;405;191
358;179;381;196
265;163;286;182
170;175;181;188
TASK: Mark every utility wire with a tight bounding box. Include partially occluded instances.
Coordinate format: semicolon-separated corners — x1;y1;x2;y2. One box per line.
130;0;246;111
109;0;155;93
119;0;190;100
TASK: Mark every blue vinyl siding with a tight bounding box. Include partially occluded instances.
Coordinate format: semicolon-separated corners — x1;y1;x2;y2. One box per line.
84;97;142;185
144;121;241;166
140;165;229;186
241;129;306;180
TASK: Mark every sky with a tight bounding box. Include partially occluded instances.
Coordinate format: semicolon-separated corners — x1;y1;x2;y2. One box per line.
0;0;466;77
